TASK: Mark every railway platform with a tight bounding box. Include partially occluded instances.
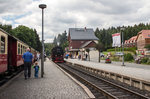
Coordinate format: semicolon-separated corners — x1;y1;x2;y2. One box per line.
0;59;90;99
65;59;150;91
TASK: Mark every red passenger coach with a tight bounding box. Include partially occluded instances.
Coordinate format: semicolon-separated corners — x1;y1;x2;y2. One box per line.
0;29;8;74
0;28;36;75
7;36;28;68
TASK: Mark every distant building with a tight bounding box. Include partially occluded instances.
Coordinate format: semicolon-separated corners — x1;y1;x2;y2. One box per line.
68;27;98;58
136;30;150;55
124;36;137;47
124;30;150;55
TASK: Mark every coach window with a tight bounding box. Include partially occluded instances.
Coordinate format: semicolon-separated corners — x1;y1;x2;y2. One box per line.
1;36;5;54
24;46;26;53
18;44;20;55
21;45;23;54
23;46;25;53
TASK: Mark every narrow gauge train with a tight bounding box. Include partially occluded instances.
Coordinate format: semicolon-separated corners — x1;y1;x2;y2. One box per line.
0;28;37;76
51;46;64;63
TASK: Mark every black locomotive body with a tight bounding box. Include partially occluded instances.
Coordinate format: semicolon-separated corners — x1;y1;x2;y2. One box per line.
51;46;64;63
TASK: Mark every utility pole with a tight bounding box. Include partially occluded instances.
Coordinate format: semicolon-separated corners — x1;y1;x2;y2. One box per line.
121;27;125;66
39;4;47;77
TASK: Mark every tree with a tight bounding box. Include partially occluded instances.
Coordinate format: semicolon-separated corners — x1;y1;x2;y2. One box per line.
12;25;42;51
145;44;150;50
53;36;57;46
53;31;68;51
95;42;104;62
45;43;55;56
0;24;41;51
0;24;13;34
86;49;90;61
95;22;150;51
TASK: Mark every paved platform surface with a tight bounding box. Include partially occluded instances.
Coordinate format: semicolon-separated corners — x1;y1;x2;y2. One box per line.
66;59;150;82
90;57;150;70
0;59;89;99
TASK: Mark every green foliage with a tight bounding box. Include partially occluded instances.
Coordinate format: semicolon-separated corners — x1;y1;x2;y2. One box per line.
0;24;12;34
53;31;68;51
95;41;104;52
107;47;136;54
145;44;150;50
86;49;90;53
12;25;42;51
95;23;150;50
124;53;134;61
0;24;42;52
141;57;149;64
110;56;120;61
44;43;55;56
107;48;115;51
95;41;104;62
146;59;150;64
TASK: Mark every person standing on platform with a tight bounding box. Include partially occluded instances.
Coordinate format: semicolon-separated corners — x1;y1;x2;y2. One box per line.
34;62;40;78
22;48;33;80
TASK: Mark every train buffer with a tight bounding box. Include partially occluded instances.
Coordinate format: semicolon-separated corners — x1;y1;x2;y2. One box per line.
0;59;90;99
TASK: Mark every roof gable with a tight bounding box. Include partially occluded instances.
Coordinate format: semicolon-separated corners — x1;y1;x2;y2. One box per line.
138;30;150;38
69;28;98;40
136;30;150;41
80;41;96;48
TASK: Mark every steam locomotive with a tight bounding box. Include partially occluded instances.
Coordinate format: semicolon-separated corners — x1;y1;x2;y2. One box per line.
51;46;64;63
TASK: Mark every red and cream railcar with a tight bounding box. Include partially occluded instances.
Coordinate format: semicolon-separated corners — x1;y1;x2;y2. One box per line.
7;34;29;71
0;28;36;74
0;29;8;74
16;41;29;67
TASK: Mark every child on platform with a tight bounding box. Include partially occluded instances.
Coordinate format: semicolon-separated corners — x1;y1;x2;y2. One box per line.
34;62;40;78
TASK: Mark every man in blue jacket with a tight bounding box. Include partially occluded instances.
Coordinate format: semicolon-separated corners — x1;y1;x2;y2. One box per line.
22;48;33;80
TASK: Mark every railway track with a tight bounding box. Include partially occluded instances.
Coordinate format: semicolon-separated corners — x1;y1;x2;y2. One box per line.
0;67;23;86
57;62;150;99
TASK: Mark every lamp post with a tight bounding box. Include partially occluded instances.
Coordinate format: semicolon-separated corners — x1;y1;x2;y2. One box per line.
121;27;125;66
39;4;46;77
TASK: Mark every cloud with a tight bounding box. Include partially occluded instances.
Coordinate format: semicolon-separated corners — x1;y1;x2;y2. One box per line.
0;0;150;42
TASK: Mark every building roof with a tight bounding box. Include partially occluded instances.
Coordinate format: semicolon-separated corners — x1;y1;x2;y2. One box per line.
138;30;150;38
129;36;137;43
124;35;137;44
80;41;92;48
69;28;98;40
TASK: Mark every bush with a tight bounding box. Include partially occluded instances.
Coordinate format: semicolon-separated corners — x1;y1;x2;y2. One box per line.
111;56;120;61
124;53;134;61
141;57;149;64
107;47;137;55
146;59;150;64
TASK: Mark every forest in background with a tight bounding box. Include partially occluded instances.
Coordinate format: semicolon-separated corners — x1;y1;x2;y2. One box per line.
1;22;150;55
44;31;68;56
46;23;150;56
95;23;150;50
0;24;42;52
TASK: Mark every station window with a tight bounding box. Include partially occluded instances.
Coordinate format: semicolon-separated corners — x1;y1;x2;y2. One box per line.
21;45;22;54
18;44;20;55
1;36;5;54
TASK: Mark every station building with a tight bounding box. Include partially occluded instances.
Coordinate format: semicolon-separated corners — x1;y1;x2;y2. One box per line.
68;27;98;58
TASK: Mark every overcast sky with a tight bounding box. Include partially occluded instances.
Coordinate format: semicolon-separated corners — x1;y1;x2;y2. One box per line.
0;0;150;42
